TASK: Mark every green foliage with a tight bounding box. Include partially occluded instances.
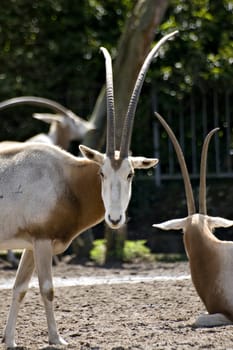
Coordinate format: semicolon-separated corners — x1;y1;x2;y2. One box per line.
90;239;106;265
90;239;188;264
0;0;232;143
90;239;153;265
132;0;233;173
123;240;152;262
154;253;187;262
0;0;132;140
152;0;233;102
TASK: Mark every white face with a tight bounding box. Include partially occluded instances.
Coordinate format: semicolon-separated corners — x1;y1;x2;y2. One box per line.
79;145;159;230
100;157;134;229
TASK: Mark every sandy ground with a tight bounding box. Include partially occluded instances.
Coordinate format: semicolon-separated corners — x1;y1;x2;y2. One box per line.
1;258;233;350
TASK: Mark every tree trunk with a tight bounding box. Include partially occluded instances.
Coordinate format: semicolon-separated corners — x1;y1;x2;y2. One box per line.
104;0;169;263
82;0;170;264
82;86;107;150
114;0;170;147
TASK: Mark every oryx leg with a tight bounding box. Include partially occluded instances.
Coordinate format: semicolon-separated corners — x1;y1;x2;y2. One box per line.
3;249;35;347
7;249;19;268
33;239;67;345
194;313;233;327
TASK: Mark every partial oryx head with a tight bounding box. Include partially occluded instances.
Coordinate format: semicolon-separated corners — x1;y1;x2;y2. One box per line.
32;112;94;142
0;96;94;144
80;31;178;229
153;113;233;234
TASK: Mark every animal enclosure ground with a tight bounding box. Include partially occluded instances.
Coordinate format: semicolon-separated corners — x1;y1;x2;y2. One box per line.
1;259;233;350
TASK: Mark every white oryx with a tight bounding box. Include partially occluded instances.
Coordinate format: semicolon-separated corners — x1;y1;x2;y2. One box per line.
0;31;177;347
0;96;94;267
153;112;233;327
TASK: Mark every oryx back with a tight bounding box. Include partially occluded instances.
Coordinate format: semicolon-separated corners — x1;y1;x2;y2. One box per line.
0;144;65;243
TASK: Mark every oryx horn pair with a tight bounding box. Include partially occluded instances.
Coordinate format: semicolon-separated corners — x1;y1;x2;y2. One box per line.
101;30;178;159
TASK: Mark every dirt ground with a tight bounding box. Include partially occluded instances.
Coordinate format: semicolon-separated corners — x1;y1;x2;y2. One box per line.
1;258;233;350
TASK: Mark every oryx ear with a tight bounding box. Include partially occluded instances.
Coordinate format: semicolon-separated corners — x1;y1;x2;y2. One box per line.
33;113;65;125
153;218;187;231
208;216;233;229
79;145;104;165
131;157;159;169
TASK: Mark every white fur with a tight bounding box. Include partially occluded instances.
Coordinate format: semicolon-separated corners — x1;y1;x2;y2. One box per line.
100;157;133;228
80;145;158;229
0;148;64;241
42;279;54;294
153;218;187;231
27;133;54;144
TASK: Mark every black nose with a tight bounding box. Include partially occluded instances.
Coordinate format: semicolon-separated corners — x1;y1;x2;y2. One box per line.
108;215;122;226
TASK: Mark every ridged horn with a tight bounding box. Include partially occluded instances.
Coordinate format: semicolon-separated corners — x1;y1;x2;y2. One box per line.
155;112;196;216
120;30;179;158
199;128;219;215
100;47;115;159
0;96;78;119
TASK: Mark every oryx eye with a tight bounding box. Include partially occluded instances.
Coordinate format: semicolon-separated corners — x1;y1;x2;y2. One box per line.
99;171;104;179
127;172;134;180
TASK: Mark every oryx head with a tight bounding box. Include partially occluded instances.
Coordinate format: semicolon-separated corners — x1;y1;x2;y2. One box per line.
32;112;94;142
80;31;178;229
0;96;94;146
153;113;233;235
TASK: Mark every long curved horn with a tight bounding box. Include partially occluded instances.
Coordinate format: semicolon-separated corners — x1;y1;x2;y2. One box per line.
199;128;219;215
120;30;178;158
0;96;78;119
100;47;115;158
155;112;196;216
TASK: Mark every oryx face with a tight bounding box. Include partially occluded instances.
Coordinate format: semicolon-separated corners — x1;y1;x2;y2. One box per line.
79;145;158;229
100;156;134;228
